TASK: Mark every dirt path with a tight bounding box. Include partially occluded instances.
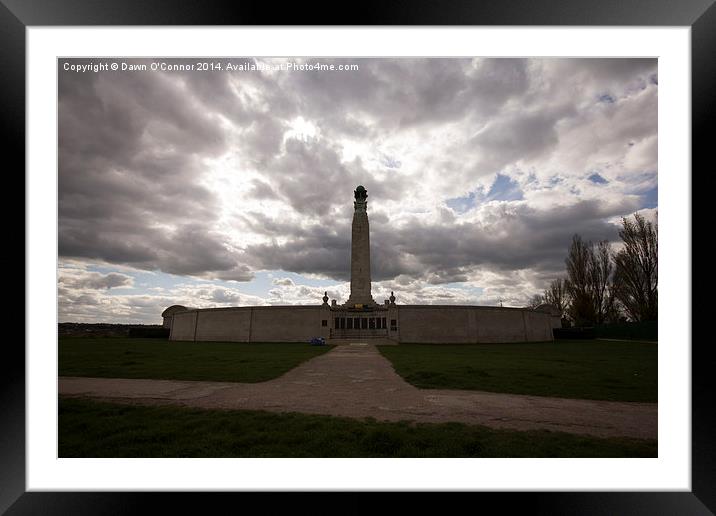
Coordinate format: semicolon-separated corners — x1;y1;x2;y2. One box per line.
59;343;657;439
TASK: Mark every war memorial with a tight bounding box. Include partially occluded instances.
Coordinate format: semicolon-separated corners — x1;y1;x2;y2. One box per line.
162;186;560;344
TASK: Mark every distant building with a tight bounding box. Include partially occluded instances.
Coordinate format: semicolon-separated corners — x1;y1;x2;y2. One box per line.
163;186;555;344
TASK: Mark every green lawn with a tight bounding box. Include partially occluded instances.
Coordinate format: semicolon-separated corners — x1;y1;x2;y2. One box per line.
59;338;333;383
58;397;656;458
378;340;657;402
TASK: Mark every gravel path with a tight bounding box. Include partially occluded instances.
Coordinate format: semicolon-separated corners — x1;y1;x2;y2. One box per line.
59;343;657;439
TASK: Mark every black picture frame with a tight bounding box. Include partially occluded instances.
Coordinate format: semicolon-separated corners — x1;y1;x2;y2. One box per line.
6;0;712;513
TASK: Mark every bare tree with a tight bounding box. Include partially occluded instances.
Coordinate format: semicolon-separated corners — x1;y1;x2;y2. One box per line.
589;240;614;324
613;212;658;321
527;293;545;309
565;234;597;326
543;278;569;315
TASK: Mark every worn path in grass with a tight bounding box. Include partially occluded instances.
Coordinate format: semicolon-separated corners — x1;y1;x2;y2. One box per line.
59;344;657;439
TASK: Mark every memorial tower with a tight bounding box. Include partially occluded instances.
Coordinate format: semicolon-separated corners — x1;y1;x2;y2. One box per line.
344;185;378;308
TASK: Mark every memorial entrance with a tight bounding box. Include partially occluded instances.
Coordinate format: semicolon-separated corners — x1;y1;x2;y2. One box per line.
330;309;390;339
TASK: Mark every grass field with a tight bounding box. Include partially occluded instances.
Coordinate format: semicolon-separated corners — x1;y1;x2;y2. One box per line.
59;338;332;383
377;340;657;402
58;397;657;458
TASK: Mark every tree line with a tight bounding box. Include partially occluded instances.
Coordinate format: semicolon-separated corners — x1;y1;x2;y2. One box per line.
529;212;657;326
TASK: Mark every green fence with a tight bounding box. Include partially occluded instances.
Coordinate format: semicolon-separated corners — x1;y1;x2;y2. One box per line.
594;321;657;341
555;321;657;341
553;327;595;339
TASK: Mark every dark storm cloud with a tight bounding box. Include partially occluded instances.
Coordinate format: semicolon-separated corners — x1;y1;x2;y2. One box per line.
59;270;133;290
573;58;657;84
240;196;637;284
264;138;364;216
247;179;278;200
245;226;352;280
280;58;530;137
470;105;572;169
257;136;417;219
59;57;656;295
59;59;251;280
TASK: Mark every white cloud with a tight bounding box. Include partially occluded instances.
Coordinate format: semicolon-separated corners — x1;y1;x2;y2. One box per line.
59;267;133;290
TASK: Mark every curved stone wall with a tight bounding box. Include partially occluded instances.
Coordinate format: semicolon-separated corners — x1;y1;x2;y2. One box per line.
395;305;553;343
167;304;554;343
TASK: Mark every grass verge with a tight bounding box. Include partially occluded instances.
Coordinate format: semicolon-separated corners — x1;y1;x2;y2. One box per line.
378;340;657;402
59;338;333;383
59;397;656;458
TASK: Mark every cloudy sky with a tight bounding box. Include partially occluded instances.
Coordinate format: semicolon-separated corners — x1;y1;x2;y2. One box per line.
58;57;657;324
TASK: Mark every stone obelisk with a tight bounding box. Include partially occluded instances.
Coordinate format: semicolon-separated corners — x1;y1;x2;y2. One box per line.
344;185;377;308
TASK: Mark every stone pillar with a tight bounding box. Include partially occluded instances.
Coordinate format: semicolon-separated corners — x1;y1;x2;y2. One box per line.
388;302;399;342
320;303;331;339
345;185;377;307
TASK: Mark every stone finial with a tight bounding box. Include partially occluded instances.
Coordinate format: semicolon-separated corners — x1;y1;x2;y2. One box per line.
389;291;396;304
353;185;368;212
354;185;368;202
322;291;329;305
331;299;337;307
